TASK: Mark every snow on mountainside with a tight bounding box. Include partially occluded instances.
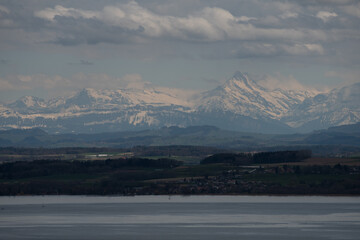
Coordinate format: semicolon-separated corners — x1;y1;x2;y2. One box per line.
61;87;192;110
7;96;47;114
0;71;359;133
0;104;16;117
6;87;192;114
0;86;195;133
197;71;317;119
282;82;360;131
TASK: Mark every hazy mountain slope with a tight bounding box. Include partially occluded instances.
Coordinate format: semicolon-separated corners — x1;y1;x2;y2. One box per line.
0;124;359;155
190;111;292;134
282;82;360;131
7;96;48;114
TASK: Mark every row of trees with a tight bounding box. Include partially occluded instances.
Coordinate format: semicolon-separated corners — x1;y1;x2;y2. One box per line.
253;150;312;164
201;150;312;165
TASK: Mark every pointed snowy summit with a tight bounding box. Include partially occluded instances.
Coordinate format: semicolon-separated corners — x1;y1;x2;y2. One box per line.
222;71;261;92
232;71;249;82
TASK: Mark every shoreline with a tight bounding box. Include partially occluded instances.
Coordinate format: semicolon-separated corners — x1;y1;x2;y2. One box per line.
1;193;360;197
1;194;360;206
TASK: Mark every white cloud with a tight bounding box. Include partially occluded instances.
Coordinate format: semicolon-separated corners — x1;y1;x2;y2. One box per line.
299;0;355;4
325;70;360;84
0;77;17;90
0;5;9;14
0;73;151;98
0;74;72;91
257;73;312;91
282;43;324;55
34;1;327;44
237;16;257;22
235;43;324;58
0;5;13;28
342;3;360;17
34;5;98;22
316;11;338;22
264;1;301;12
280;12;299;19
0;72;201;102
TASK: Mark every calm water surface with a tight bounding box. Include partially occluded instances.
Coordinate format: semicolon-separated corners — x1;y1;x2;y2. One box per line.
0;195;359;240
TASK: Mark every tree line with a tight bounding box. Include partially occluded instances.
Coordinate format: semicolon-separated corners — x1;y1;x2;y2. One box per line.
0;158;182;180
201;150;312;165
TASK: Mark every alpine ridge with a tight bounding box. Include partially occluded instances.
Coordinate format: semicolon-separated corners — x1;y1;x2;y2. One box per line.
0;72;359;134
197;71;317;119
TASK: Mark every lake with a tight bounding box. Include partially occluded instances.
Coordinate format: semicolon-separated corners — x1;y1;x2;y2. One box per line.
0;195;359;239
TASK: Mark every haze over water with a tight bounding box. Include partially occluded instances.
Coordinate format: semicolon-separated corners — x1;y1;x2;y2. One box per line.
0;195;359;240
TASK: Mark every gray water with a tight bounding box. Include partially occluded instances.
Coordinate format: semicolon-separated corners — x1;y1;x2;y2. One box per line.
0;195;359;240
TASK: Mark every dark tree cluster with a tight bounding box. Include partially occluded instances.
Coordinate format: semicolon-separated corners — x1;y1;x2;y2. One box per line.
200;153;252;165
201;150;311;165
253;150;312;164
130;145;224;157
0;158;182;180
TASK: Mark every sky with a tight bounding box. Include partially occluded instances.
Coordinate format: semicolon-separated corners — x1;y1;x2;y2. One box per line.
0;0;360;102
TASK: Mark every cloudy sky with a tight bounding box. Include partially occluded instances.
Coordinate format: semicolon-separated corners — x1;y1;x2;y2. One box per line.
0;0;359;102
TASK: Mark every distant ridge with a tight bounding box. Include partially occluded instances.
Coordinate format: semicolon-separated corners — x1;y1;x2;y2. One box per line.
0;124;359;157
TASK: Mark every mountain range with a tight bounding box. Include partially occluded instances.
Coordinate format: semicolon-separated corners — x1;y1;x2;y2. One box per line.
0;71;359;134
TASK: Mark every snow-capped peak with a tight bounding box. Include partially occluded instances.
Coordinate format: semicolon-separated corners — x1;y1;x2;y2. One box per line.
1;71;359;134
198;71;318;119
225;71;257;89
18;96;45;107
232;71;248;81
7;96;47;111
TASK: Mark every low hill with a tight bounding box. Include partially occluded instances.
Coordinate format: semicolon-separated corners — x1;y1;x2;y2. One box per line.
0;123;359;156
